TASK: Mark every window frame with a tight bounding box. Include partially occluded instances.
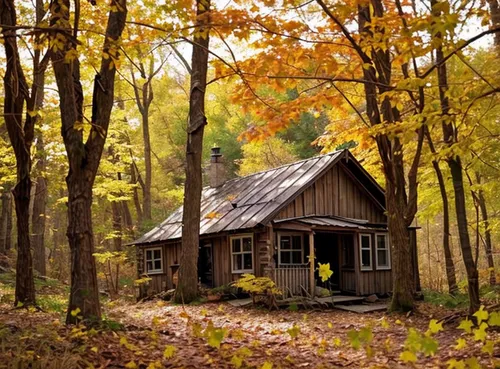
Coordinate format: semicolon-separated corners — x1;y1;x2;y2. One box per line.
375;233;391;270
359;233;373;271
277;232;304;266
230;234;254;273
144;247;163;274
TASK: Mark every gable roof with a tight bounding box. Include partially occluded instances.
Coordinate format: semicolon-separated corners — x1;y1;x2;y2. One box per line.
133;149;385;245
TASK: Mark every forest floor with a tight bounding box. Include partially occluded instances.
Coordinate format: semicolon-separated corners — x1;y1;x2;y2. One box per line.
0;274;499;368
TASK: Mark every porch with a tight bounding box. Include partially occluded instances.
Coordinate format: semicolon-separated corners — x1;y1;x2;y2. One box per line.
269;215;390;298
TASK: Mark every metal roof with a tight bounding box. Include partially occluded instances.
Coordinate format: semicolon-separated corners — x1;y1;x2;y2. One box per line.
133;150;348;245
273;215;387;231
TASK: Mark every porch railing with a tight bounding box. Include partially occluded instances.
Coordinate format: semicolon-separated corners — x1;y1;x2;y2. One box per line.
272;264;310;298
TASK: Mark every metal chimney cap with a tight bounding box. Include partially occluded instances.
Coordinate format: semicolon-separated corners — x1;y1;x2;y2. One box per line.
211;146;222;157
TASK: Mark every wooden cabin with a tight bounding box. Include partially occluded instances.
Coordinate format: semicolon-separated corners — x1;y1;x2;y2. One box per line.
133;149;418;298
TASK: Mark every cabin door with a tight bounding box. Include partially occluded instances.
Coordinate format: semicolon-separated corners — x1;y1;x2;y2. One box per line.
198;242;214;288
314;233;341;291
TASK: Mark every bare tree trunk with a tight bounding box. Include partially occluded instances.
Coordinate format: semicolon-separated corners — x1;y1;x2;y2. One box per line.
0;191;9;254
424;128;458;294
32;167;47;276
475;173;496;286
1;0;36;306
49;0;127;323
5;193;12;251
432;0;479;314
142;108;152;221
130;163;143;224
174;0;211;304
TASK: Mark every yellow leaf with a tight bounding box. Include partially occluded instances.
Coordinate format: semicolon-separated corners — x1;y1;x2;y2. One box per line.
125;362;137;369
317;263;333;282
70;308;81;317
90;347;98;353
454;338;466;350
473;322;488;342
473;305;489;325
163;345;176;359
427;319;443;335
457;318;473;333
482;340;494;356
400;350;417;363
261;362;273;369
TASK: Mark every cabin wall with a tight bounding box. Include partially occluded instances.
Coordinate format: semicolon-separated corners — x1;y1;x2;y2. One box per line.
274;164;386;223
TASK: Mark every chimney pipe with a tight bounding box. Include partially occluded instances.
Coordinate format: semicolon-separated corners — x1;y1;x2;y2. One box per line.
210;146;226;188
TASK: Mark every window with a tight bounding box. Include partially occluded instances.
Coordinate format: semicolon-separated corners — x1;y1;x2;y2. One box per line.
231;235;253;273
376;233;391;270
359;234;372;271
278;233;304;265
145;247;163;274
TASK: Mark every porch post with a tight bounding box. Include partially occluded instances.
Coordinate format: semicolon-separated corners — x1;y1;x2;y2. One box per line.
309;231;315;296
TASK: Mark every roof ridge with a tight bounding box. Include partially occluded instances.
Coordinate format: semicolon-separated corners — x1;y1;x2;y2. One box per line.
203;149;345;190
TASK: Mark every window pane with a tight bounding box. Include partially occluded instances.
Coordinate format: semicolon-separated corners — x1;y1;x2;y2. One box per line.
146;261;153;271
377;250;387;266
361;235;371;249
242;237;252;252
361;250;371;267
154;260;162;270
280;236;291;250
233;254;242;270
292;236;302;250
292;251;302;264
232;238;241;253
243;254;253;270
280;251;291;264
154;249;161;259
146;250;152;260
377;235;386;249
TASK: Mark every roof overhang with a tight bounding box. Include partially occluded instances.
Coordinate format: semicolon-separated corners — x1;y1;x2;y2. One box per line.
272;215;387;232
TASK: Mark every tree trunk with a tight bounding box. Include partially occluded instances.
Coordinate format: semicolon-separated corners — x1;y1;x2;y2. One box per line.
487;0;500;49
0;191;9;254
66;180;101;320
5;193;12;251
174;0;211;304
432;0;480;314
353;1;423;311
424;129;458;294
142;107;152;221
130;163;143;224
32;129;48;276
475;174;496;286
1;0;37;307
49;0;127;323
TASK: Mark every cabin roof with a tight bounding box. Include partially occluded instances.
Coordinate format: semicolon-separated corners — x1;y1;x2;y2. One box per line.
132;149;385;245
273;215;387;231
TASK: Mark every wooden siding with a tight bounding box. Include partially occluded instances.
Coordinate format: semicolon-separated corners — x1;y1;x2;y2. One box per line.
358;270;392;295
341;270;356;292
275;164;386;223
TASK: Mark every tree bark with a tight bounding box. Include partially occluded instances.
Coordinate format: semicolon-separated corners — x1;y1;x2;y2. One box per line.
475;173;496;286
49;0;127;323
432;0;480;314
0;191;10;254
174;0;211;304
424;128;458;294
487;0;500;49
1;0;37;306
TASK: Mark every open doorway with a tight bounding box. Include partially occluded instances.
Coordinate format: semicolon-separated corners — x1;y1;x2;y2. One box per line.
314;233;340;291
198;242;213;288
